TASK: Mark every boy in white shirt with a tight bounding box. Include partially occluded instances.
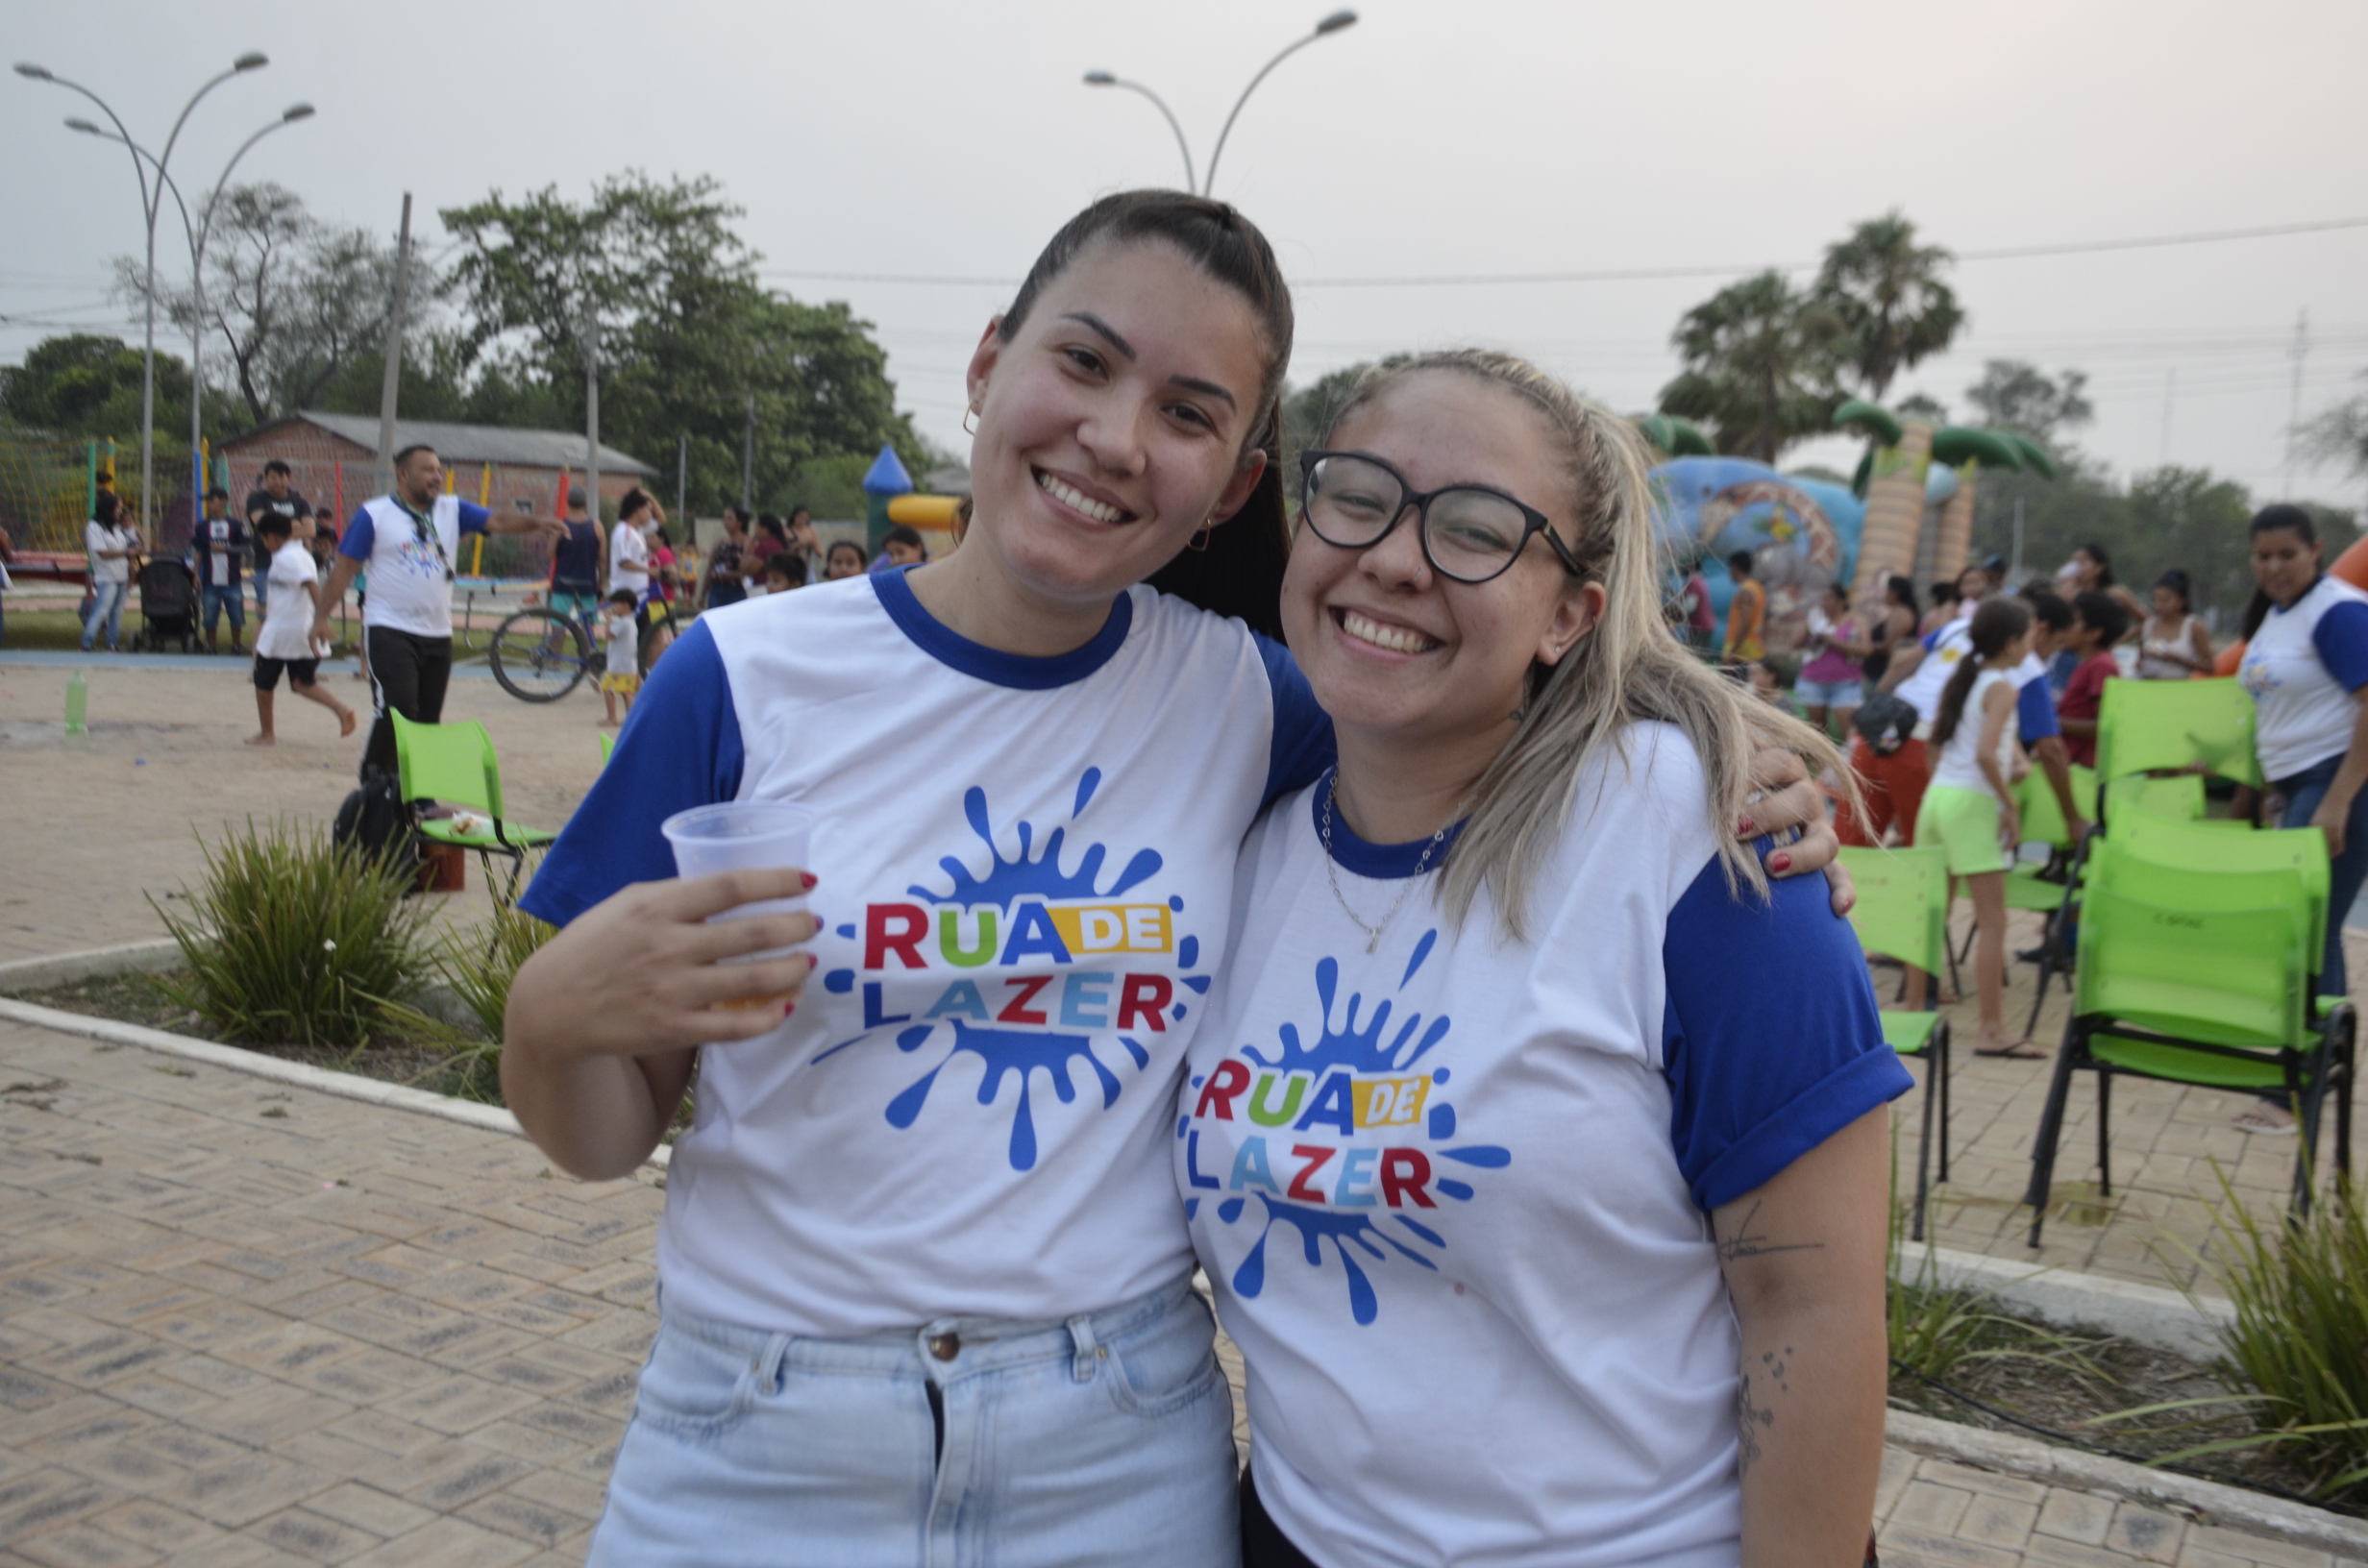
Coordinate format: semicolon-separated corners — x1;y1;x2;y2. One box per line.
248;512;357;747
596;588;640;727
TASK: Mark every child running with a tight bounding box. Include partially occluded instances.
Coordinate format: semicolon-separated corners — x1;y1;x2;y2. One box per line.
1917;596;2037;1057
247;511;357;747
596;588;639;727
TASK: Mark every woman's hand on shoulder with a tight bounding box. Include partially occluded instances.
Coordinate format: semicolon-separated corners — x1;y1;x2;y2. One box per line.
506;869;821;1065
1742;747;1854;917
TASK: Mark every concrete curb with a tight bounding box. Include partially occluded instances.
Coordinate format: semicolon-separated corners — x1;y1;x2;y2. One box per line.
0;995;669;1172
0;940;188;992
1886;1408;2368;1555
1899;1239;2233;1360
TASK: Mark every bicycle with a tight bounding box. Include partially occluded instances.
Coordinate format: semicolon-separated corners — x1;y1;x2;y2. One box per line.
487;584;681;702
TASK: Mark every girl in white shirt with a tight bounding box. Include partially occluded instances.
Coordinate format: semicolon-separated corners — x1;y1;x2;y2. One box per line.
1186;352;1905;1568
1916;597;2035;1058
80;491;138;652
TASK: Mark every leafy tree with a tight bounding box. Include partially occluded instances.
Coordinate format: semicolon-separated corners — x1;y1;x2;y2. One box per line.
1658;271;1842;463
1812;211;1964;401
0;332;237;441
1278;357;1405;490
1964;359;2094;443
2302;373;2368;483
440;171;921;512
111;184;412;425
1894;392;1948;424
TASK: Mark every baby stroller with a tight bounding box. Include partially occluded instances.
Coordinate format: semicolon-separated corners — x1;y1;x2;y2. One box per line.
136;556;199;652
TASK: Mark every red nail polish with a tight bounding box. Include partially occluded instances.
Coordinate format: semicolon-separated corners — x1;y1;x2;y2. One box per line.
800;871;818;890
782;1000;798;1017
1738;818;1756;837
1769;852;1792;872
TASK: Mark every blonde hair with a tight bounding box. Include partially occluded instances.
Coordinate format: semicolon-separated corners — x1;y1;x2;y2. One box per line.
1321;350;1852;941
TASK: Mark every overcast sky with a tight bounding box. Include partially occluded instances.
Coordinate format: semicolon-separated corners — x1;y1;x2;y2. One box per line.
6;0;2363;507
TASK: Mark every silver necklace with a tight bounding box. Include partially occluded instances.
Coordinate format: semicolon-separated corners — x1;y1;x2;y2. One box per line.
1320;771;1455;954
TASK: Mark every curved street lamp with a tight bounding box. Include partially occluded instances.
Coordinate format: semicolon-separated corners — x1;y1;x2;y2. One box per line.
1080;11;1357;198
68;105;316;514
1204;11;1356;196
1082;72;1195;193
16;52;269;537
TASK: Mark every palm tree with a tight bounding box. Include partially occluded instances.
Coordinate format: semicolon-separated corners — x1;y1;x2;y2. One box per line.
1658;271;1841;464
1814;211;1964;401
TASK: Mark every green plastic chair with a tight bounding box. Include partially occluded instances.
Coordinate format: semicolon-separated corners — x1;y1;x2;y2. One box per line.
598;730;615;767
2101;772;2207;825
390;710;556;906
2023;838;2354;1246
1838;845;1953;1239
2113;815;2331;978
2093;678;2262;803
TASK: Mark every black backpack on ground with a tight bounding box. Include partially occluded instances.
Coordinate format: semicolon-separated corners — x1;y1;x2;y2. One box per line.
333;768;422;885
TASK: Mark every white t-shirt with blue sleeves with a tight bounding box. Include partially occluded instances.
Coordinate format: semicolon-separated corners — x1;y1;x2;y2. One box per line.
2240;575;2368;782
522;568;1333;1336
337;495;493;639
1179;727;1905;1568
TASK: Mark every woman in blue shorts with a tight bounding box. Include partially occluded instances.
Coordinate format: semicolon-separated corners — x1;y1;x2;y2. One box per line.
501;194;1843;1567
1184;352;1906;1568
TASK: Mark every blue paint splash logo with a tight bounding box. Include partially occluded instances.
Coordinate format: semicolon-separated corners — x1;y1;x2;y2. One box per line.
1186;932;1510;1324
818;770;1202;1170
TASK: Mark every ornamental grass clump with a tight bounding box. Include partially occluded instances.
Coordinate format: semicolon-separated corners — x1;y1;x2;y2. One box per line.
391;902;555;1103
2186;1168;2368;1494
150;819;432;1049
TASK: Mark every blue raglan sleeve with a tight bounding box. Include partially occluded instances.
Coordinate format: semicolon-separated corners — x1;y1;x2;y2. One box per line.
519;620;747;928
337;509;375;562
2017;675;2060;745
1660;858;1911;1212
456;502;493;536
2312;601;2368;692
1255;632;1336;806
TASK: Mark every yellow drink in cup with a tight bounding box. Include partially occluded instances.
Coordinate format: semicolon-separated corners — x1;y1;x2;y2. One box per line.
660;801;817;1014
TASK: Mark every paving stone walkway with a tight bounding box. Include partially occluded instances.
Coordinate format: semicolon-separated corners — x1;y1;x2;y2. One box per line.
5;1016;2359;1567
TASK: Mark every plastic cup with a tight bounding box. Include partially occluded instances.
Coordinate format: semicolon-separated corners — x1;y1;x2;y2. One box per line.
661;801;816;1012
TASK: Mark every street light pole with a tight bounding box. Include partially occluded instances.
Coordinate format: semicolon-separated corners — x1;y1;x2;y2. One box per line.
1079;12;1356;199
1203;11;1357;197
18;52;269;539
1081;72;1195;192
73;107;316;515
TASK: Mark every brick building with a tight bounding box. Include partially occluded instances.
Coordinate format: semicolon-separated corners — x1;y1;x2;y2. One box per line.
218;412;658;529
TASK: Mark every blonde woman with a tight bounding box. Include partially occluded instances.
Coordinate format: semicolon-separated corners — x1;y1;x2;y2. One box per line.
1181;352;1906;1568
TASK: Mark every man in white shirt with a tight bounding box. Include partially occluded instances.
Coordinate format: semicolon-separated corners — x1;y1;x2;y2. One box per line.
311;444;563;778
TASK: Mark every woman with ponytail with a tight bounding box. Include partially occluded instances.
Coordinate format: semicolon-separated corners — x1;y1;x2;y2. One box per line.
1184;352;1907;1568
1918;596;2037;1059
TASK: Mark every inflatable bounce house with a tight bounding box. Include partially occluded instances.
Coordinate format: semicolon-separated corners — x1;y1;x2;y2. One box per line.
863;443;963;557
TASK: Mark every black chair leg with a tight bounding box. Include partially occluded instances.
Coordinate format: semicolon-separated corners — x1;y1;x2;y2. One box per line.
2096;1067;2111;1199
1912;1053;1935;1242
1936;1021;1952;1186
2025;1021;2085;1247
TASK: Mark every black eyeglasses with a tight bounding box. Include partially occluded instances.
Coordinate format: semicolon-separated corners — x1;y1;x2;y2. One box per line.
1297;451;1583;584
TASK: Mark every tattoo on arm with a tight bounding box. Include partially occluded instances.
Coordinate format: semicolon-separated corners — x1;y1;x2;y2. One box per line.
1735;1347;1793;1480
1716;1200;1827;1262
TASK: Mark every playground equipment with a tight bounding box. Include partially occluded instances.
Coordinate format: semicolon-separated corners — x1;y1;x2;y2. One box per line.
887;493;963;556
1653;457;1865;656
862;446;913;552
1835;400;2053;596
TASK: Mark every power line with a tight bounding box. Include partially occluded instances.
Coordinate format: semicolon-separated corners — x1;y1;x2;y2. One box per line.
756;213;2368;292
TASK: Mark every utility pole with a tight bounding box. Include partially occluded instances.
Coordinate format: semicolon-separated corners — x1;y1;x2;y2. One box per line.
742;392;755;511
2159;368;2177;468
584;311;602;527
2285;308;2309;498
374;192;412;497
676;433;687;530
2010;497;2024;585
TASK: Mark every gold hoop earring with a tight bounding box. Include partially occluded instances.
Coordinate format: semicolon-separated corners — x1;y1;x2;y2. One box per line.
1187;520;1214;552
961;405;979;437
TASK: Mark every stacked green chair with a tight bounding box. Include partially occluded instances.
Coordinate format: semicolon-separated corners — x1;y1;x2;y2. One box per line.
599;730;615;768
2023;829;2354;1246
1838;845;1953;1240
390;710;557;908
2025;681;2266;1030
